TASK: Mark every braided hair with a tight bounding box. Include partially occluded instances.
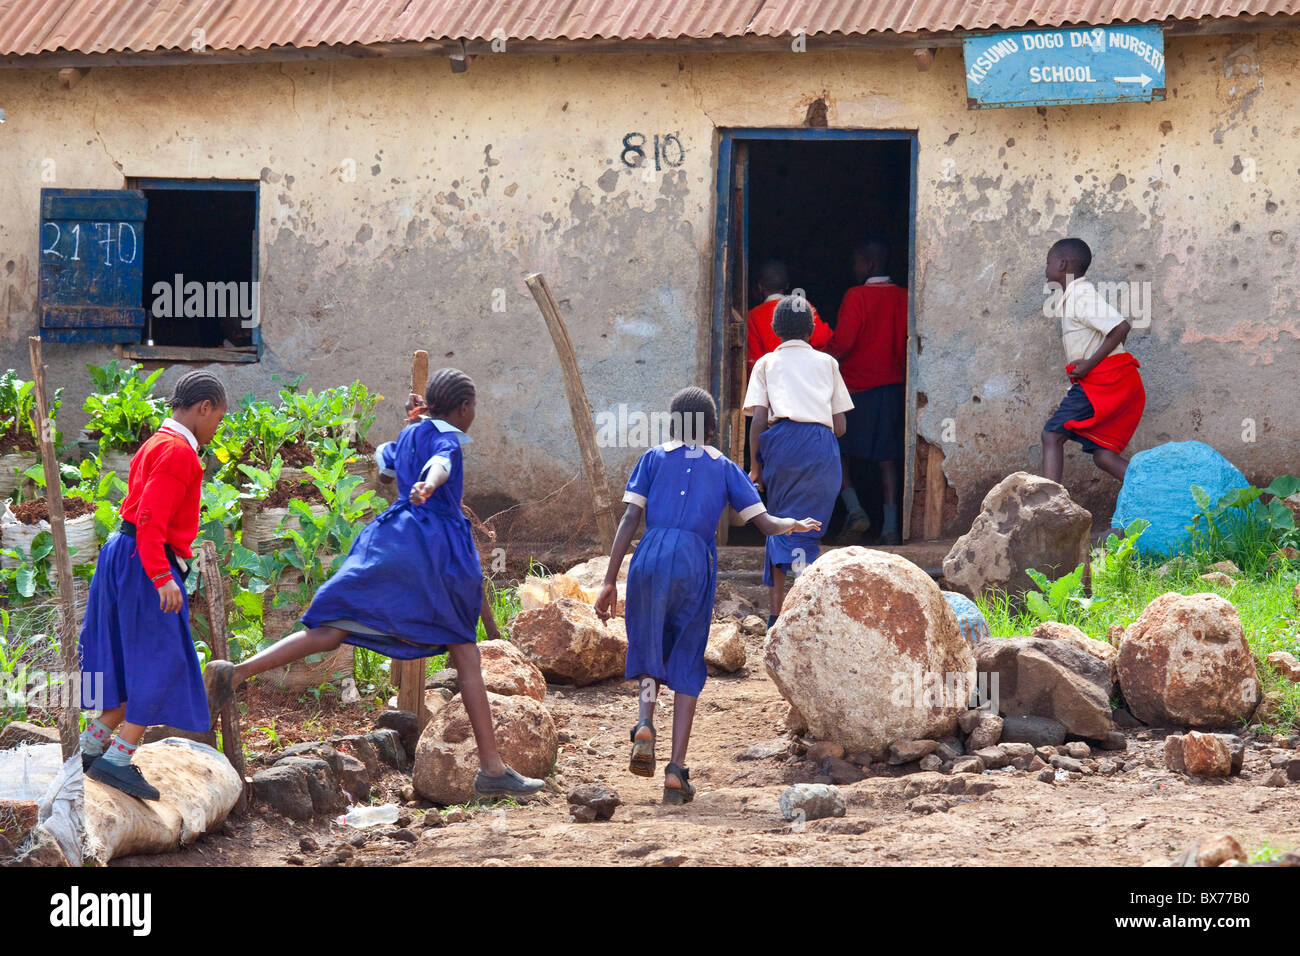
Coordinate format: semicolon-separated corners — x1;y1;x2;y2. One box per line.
424;368;476;417
772;293;814;341
170;370;227;410
669;386;718;446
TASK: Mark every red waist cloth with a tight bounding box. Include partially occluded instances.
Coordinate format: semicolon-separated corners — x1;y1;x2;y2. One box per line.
1063;352;1145;453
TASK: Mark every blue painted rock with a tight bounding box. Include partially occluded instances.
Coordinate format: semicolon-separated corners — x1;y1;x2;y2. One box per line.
942;590;989;645
1113;441;1250;557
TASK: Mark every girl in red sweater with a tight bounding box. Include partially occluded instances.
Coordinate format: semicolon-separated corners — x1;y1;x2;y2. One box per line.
79;371;227;800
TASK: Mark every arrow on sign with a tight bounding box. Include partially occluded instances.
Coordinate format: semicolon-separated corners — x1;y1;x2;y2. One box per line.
1114;74;1153;87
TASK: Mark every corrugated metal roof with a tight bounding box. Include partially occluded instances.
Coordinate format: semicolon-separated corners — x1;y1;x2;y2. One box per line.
1;0;1298;58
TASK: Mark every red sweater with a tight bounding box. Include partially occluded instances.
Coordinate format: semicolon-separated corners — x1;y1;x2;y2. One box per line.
825;281;908;392
119;427;202;588
746;297;832;373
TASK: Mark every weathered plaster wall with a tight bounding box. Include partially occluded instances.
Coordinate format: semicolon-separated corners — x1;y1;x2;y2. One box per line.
0;32;1296;540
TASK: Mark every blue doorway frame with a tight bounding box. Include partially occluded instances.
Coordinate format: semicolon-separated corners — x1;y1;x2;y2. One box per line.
710;127;920;539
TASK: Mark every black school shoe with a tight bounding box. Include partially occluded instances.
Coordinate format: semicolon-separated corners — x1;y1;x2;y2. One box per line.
86;756;161;801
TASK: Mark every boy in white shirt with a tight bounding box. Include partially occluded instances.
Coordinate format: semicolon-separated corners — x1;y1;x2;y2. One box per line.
745;295;854;624
1041;237;1146;486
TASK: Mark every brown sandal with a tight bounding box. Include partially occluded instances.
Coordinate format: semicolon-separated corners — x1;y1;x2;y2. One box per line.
663;762;695;805
629;720;656;777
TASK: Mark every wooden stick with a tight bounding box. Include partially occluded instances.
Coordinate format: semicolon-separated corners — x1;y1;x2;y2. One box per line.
199;540;247;811
923;443;946;540
396;350;431;729
524;273;617;551
27;337;80;761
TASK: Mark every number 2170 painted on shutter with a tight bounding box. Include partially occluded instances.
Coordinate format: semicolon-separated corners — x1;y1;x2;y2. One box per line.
41;221;138;266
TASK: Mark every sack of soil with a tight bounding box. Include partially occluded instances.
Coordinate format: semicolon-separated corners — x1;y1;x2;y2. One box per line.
240;478;329;555
1;497;99;569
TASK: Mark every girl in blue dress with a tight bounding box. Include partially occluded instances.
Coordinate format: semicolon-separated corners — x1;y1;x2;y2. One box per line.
593;387;821;804
204;369;543;799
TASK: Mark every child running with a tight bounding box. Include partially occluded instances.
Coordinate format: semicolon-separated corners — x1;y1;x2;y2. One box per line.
80;371;228;799
593;387;821;804
1040;237;1146;485
746;294;852;625
204;368;544;799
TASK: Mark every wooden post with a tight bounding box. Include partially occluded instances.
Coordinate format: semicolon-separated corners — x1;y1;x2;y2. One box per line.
198;540;248;811
396;350;432;729
27;337;80;761
524;272;617;551
923;443;946;541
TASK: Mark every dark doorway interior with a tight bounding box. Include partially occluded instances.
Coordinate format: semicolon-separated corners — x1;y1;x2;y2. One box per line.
139;187;257;348
737;138;912;544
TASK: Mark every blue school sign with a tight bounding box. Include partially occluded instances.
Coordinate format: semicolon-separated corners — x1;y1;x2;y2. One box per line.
964;24;1165;109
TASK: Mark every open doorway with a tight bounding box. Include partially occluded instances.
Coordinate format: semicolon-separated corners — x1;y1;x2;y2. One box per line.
125;178;260;360
710;129;917;544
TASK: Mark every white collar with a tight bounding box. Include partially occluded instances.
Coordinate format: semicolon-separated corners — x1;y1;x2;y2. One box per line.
430;418;473;445
763;293;783;302
160;417;199;452
775;339;812;351
865;276;893;285
662;441;722;459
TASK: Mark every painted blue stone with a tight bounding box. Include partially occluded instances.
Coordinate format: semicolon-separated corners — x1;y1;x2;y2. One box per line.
942;590;988;646
1113;440;1250;558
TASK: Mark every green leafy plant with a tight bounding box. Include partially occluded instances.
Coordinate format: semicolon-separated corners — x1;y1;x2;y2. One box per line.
0;370;61;454
1023;563;1106;625
1188;475;1300;574
1092;518;1150;592
83;362;165;453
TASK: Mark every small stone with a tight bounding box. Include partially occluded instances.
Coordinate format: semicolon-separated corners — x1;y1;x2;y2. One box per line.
298;835;319;853
421;811;446;828
1028;755;1048;771
1196;833;1246;867
957;710;984;735
443;807;472;824
1050;755;1083;772
251;765;315;821
1098;760;1120;775
1207;560;1241;578
739;614;767;637
998;742;1036;770
952;756;985;774
1182;731;1233;778
567;783;621;821
1164;735;1186;773
919;754;943;772
569;805;598;823
1199;571;1234;587
1036;767;1055;783
1063;741;1091;759
807;741;846;763
887;740;939;765
778;784;845;822
286;854;306;866
973;746;1009;770
824;756;866;785
1261;770;1288;788
344;830;367;848
391;828;418;843
737;738;794;761
1266;651;1300;683
1001;714;1067;747
1097;731;1128;752
1287;757;1300;782
967;715;1003;750
934;741;962;761
373;710;420;758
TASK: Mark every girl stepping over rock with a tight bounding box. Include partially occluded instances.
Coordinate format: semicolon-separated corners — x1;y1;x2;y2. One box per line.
205;368;543;799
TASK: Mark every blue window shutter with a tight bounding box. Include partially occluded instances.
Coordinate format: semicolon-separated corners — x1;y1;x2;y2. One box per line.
39;188;146;343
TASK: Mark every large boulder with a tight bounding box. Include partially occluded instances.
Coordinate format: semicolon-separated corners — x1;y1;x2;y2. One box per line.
1113;441;1250;557
976;636;1115;740
412;691;557;805
85;738;243;863
764;547;974;759
509;598;627;685
1117;592;1260;728
1031;621;1118;682
942;472;1092;600
477;639;547;701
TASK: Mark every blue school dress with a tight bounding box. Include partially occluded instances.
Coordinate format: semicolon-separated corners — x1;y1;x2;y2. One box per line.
622;441;765;696
757;420;841;586
300;419;481;657
79;422;209;731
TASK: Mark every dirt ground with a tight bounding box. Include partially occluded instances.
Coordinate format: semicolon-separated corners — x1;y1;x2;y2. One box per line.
112;622;1300;868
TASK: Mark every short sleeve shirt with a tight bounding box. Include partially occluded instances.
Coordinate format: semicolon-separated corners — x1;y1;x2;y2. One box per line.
1056;278;1128;365
623;442;765;540
744;339;854;428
